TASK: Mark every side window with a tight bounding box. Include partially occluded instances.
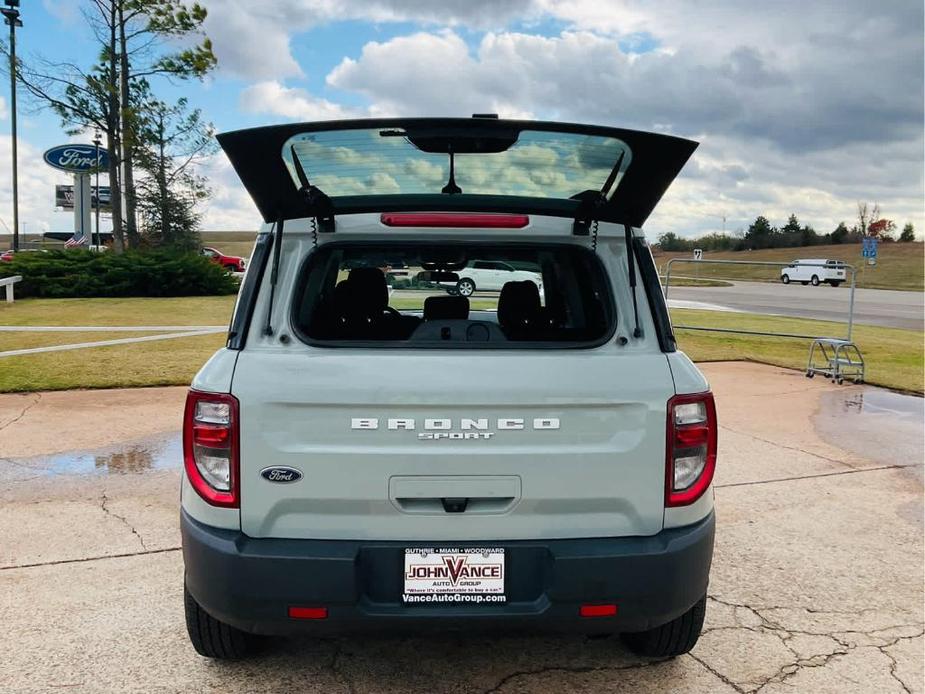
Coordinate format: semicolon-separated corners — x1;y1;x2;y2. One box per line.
472;261;490;270
202;248;216;258
498;262;515;272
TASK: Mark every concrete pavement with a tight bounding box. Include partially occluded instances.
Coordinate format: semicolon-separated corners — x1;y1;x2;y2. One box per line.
666;281;924;330
1;364;922;693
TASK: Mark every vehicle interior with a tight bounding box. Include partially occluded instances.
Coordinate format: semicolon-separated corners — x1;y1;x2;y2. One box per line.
292;243;614;346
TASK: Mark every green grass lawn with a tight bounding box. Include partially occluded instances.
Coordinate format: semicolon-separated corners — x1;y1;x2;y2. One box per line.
655;243;924;291
657;277;733;288
0;296;236;326
0;332;226;392
0;331;165;353
672;309;924;393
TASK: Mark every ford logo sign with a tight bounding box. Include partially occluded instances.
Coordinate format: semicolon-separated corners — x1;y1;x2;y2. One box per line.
260;466;303;483
43;144;110;173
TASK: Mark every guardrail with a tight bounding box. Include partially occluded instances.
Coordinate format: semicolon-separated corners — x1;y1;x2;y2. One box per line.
664;258;858;341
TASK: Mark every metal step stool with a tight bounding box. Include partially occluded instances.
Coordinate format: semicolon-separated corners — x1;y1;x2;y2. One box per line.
806;338;865;385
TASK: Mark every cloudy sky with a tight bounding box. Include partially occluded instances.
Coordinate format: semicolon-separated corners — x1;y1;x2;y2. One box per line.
4;0;923;239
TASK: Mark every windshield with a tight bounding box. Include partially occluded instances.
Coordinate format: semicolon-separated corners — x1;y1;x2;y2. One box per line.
283;128;632;201
291;243;615;348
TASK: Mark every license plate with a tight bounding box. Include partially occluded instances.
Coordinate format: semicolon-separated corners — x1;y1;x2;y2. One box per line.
402;547;506;604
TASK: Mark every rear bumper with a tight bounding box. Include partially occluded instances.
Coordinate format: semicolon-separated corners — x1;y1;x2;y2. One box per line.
182;510;714;635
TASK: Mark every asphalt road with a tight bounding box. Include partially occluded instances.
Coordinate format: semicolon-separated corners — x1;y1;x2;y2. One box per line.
666;281;924;331
1;365;923;693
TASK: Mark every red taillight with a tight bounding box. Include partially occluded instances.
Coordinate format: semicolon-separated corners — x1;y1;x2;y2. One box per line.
288;606;328;620
183;390;239;508
580;604;618;618
665;392;717;507
380;213;530;228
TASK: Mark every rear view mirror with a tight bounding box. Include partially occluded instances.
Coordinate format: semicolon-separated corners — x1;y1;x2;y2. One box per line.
417;271;459;283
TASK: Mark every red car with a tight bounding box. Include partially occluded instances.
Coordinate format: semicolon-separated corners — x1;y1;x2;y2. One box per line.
1;249;46;262
201;247;247;272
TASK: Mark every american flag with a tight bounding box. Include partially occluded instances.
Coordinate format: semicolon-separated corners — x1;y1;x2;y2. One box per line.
64;233;88;248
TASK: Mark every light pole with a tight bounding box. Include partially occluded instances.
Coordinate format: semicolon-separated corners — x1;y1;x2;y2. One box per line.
93;131;102;248
1;0;21;252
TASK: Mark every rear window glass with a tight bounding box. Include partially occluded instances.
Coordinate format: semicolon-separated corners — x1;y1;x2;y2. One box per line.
283;128;632;201
291;243;614;348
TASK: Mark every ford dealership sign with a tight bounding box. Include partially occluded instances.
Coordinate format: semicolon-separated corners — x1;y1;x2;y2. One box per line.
43;144;109;173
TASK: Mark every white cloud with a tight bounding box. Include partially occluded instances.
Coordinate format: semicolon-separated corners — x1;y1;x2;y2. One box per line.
239;81;363;121
200;0;541;80
37;0;917;239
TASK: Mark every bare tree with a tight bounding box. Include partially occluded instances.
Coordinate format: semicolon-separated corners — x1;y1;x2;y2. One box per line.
856;202;882;237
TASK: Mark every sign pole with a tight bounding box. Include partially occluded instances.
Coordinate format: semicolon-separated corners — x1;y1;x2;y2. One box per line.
74;173;91;242
93;133;101;248
2;1;22;251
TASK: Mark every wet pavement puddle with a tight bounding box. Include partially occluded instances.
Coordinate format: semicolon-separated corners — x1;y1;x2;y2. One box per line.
2;432;181;481
814;387;924;474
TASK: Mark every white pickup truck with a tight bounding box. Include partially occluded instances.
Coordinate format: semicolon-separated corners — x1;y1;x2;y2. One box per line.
181;117;716;660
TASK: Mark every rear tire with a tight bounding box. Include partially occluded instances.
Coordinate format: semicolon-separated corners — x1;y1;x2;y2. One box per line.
811;275;820;286
184;584;250;660
622;595;706;658
456;278;476;296
781;274;790;284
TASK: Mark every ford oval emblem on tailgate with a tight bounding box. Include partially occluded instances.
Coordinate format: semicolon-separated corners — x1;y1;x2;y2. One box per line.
260;466;303;483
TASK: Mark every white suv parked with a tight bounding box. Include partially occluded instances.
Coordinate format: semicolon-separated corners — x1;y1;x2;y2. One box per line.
181;117;716;660
441;260;542;296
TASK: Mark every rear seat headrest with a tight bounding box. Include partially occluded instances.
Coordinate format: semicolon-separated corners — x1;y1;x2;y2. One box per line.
347;267;389;313
498;281;541;329
423;295;470;321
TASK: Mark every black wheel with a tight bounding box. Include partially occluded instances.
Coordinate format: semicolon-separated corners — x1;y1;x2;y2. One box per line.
456;278;476;296
811;275;820;286
806;371;814;378
622;595;706;658
184;584;250;659
836;377;844;385
781;274;790;284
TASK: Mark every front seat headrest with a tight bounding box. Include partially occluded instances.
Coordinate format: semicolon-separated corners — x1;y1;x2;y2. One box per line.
498;281;542;330
423;295;470;321
347;267;389;313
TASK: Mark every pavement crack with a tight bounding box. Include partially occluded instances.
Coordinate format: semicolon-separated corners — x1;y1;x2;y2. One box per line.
0;392;41;433
714;463;922;489
719;423;856;469
877;632;922;694
0;547;181;571
688;652;747;693
100;491;148;550
482;659;665;694
705;596;924;693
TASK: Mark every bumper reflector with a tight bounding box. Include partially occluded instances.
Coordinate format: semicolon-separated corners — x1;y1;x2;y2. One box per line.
288;606;328;620
580;603;618;618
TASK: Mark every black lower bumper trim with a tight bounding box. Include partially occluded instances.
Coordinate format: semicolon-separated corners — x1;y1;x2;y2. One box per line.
182;510;714;635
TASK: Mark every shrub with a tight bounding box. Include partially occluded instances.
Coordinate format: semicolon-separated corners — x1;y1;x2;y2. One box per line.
0;249;239;298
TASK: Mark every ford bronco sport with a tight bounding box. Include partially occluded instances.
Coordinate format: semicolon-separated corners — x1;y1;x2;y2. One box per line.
182;117;716;660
